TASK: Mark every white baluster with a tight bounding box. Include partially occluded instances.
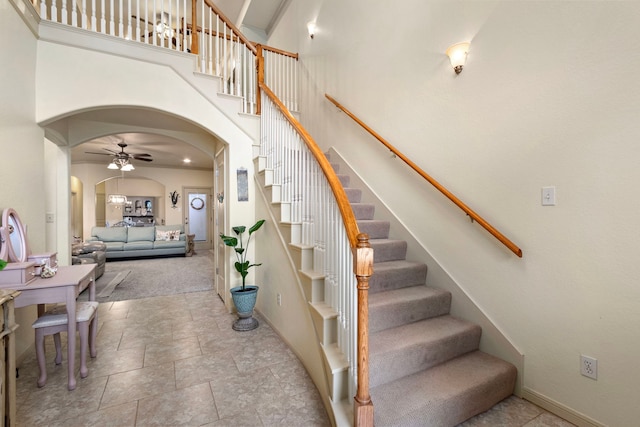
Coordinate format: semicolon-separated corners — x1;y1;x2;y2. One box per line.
143;0;148;43
199;0;205;72
208;9;213;73
152;0;157;45
109;0;114;34
126;0;131;40
118;0;123;37
168;0;172;49
215;15;219;76
81;0;87;29
223;23;228;93
71;0;78;27
40;0;47;21
134;0;139;41
100;0;105;33
182;0;187;51
61;0;67;24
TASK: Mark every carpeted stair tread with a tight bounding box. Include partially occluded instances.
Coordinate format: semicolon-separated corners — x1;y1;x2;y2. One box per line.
369;260;428;293
344;188;362;203
369;315;482;388
369;285;451;333
369;239;407;263
337;174;350;187
357;219;390;239
370;350;517;427
351;203;375;220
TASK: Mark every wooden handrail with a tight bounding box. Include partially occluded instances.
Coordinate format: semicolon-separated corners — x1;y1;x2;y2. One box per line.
258;44;299;60
203;0;257;55
262;84;360;247
325;94;523;258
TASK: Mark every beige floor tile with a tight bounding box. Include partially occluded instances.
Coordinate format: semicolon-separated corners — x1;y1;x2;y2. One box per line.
209;367;288;420
87;345;145;378
100;361;176;408
175;352;239;389
202;410;264;427
48;401;138;427
143;335;203;367
136;382;219;426
523;412;576;427
16;375;108;426
256;389;330;427
458;395;545;426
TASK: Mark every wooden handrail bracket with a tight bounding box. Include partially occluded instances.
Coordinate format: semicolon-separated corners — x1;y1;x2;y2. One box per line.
325;94;523;258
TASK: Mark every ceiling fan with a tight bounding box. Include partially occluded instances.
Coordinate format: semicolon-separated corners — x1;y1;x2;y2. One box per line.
131;13;188;50
86;142;153;171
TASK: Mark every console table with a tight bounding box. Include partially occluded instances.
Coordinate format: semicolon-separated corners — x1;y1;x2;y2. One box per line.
0;264;96;390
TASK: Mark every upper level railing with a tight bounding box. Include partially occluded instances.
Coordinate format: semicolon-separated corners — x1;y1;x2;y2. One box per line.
325;94;523;258
261;84;374;426
32;0;298;115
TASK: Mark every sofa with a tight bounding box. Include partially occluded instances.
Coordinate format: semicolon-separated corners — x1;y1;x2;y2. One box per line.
86;225;187;259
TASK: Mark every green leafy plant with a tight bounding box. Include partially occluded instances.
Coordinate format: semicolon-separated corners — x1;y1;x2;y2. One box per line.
0;259;6;271
219;219;265;291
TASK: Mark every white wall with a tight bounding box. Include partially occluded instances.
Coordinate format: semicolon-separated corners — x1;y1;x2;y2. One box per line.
0;1;43;362
268;1;640;426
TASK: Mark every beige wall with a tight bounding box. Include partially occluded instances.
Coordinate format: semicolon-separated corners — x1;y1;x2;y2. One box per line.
268;1;640;425
1;1;43;362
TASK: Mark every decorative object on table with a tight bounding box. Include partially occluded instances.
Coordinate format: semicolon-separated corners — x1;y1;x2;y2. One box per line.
0;259;6;271
219;219;265;331
40;260;58;279
169;190;180;208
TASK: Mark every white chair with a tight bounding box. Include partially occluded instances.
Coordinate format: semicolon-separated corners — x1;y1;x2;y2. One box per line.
31;301;99;388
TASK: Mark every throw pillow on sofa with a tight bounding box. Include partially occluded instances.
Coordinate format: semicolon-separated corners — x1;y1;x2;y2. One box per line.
156;230;171;241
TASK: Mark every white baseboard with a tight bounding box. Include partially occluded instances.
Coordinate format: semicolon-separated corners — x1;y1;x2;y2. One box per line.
521;387;604;427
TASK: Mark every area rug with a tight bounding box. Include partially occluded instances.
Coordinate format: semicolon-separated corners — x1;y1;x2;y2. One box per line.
80;253;214;302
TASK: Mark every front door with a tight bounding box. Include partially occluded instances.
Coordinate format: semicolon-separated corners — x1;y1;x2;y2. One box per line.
184;187;212;252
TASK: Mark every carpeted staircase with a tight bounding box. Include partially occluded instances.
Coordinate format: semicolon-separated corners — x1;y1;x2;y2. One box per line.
334;160;517;426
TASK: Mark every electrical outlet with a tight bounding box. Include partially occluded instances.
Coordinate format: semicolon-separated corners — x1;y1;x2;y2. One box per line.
277;293;282;306
581;355;597;380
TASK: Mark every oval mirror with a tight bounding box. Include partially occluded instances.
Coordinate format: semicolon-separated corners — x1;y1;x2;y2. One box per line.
0;227;7;261
2;208;29;263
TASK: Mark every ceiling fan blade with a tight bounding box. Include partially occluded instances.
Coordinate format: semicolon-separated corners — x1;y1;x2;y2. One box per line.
131;15;153;26
133;153;152;157
133;156;153;162
85;151;114;156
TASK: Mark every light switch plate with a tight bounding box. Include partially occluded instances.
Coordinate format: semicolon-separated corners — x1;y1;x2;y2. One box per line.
542;186;556;206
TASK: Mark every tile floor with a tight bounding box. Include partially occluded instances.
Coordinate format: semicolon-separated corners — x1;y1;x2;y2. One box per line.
15;289;574;426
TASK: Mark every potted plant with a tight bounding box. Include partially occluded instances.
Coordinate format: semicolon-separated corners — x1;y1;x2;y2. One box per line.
219;219;265;331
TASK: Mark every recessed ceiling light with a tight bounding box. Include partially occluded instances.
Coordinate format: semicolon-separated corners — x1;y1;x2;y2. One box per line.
183;158;191;163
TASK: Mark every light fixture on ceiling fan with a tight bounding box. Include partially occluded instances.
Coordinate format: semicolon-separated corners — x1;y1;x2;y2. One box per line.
155;13;175;40
85;140;153;172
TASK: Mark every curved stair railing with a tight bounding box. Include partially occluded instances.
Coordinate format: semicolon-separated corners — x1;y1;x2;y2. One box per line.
325;94;523;258
260;83;374;426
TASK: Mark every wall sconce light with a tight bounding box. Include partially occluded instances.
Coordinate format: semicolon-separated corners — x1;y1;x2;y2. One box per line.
307;22;316;39
446;42;470;74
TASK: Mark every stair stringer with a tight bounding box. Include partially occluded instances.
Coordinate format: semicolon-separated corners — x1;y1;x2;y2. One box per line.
326;147;525;394
253;156;353;426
